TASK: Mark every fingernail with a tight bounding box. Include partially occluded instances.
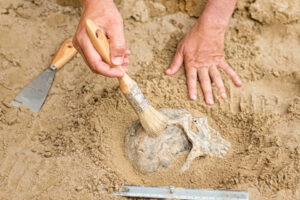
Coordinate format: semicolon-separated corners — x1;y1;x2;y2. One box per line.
237;80;242;86
207;99;214;105
112;57;123;65
191;94;197;100
166;69;172;74
221;93;227;99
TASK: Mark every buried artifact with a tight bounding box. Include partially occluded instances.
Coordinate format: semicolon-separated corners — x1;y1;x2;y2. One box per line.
125;108;231;173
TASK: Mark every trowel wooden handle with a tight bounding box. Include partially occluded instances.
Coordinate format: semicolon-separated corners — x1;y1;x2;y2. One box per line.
86;19;135;94
51;37;77;70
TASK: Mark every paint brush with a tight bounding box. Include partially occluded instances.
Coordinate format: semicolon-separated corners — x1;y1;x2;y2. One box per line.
85;19;168;137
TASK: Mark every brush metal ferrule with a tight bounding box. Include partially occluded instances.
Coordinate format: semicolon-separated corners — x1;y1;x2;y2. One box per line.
49;65;57;71
124;84;150;114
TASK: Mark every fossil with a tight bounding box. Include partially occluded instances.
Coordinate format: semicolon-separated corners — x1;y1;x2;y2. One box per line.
125;108;231;174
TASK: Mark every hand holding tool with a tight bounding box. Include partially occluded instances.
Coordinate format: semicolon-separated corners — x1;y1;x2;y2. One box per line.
86;19;168;136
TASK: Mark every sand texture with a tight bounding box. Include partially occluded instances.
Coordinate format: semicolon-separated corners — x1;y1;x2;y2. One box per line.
0;0;299;199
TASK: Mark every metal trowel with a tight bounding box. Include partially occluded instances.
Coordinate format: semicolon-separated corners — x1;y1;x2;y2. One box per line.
11;38;77;112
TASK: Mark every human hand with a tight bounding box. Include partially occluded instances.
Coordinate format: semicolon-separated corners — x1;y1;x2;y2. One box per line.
165;18;242;105
73;0;130;77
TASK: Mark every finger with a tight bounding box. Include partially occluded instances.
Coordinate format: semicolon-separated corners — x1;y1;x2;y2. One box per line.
125;49;131;56
79;48;89;65
74;34;99;70
73;39;89;65
198;68;214;105
81;37;124;77
166;47;183;75
122;66;128;73
107;23;126;66
123;57;129;66
95;62;124;77
219;60;242;87
72;37;81;52
186;67;198;100
209;66;227;99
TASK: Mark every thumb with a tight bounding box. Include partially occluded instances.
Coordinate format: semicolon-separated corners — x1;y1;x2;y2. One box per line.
107;24;126;66
165;47;183;75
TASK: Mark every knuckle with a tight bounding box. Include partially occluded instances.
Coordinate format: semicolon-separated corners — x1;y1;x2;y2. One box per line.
177;45;184;53
72;41;78;50
89;66;97;74
189;85;197;91
72;37;77;45
187;83;197;90
103;71;113;77
72;42;80;52
185;59;197;67
111;45;126;55
187;77;197;85
74;36;85;47
89;61;98;71
213;74;222;81
227;70;236;77
74;33;81;42
187;80;196;87
175;49;182;57
203;89;211;95
112;43;125;50
199;77;209;83
72;36;79;46
189;62;198;68
201;64;210;70
217;85;225;91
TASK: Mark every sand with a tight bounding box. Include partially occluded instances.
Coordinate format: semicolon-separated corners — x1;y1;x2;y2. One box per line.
0;0;299;199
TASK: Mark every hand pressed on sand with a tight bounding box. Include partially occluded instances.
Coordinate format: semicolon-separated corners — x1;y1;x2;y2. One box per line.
166;0;242;105
166;22;242;105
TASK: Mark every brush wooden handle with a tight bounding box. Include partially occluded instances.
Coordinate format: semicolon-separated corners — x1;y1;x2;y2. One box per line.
51;38;77;70
85;19;135;94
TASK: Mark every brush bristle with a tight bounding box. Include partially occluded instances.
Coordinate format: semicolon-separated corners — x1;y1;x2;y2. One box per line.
139;106;169;137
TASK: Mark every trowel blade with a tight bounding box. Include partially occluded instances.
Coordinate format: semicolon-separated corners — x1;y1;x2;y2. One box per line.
11;67;55;112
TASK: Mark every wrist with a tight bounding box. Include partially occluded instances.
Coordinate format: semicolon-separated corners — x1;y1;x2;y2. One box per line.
81;0;113;3
81;0;114;8
193;16;227;37
197;0;236;30
197;14;228;31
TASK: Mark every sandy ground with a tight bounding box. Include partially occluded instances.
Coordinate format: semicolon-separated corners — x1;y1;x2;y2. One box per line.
0;0;299;199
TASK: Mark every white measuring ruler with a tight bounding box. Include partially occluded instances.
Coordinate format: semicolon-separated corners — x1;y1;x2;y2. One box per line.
114;185;249;200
